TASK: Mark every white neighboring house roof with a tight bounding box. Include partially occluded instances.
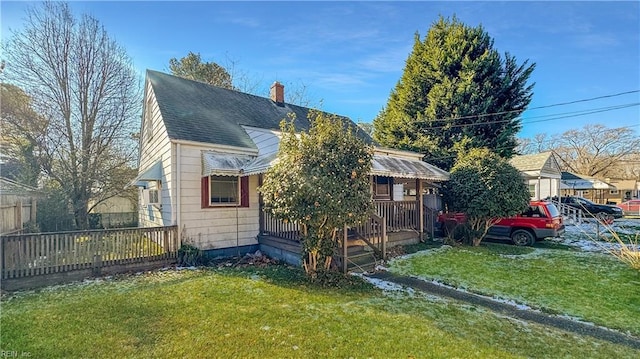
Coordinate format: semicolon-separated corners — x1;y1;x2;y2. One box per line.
510;151;562;179
560;172;616;190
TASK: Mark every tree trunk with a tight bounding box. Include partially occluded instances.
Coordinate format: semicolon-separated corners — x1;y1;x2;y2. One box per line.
73;196;90;230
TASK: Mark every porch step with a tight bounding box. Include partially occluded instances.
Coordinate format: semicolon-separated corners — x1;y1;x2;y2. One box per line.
345;247;378;273
347;251;376;273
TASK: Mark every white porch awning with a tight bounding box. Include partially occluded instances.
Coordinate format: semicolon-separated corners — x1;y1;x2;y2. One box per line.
561;179;616;190
242;152;279;176
131;160;163;187
371;154;449;181
202;151;255;176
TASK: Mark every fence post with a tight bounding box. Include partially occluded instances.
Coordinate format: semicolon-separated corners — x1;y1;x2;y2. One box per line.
92;231;102;276
15;201;23;231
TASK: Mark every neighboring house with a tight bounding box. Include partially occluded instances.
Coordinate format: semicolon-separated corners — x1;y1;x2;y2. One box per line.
510;151;562;200
0;176;38;234
604;179;639;204
88;195;138;228
560;172;616;204
132;70;449;260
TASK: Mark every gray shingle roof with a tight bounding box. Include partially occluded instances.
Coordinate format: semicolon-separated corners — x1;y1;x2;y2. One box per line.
147;70;371;149
509;151;556;172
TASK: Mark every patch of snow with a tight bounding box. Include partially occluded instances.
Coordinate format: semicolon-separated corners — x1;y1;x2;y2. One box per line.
491;297;535;311
415;277;539;312
175;266;198;270
554;219;639;254
354;273;409;293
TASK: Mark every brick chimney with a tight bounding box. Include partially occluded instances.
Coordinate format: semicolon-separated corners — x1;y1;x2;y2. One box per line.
270;81;284;104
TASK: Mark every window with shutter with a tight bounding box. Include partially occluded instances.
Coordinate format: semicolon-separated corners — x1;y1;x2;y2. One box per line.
201;175;250;208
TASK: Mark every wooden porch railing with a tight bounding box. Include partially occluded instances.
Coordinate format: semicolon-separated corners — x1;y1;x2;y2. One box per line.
339;214;387;274
260;211;301;241
375;200;419;232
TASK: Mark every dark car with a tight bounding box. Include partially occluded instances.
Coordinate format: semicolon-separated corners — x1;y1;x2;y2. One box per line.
557;196;624;218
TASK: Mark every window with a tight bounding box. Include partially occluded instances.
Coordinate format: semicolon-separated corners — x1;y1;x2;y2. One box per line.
373;176;392;199
210;176;238;204
521;205;546;218
144;189;159;204
201;175;249;208
528;184;536;197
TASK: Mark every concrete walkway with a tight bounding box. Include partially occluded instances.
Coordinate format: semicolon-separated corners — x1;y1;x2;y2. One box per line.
367;271;640;350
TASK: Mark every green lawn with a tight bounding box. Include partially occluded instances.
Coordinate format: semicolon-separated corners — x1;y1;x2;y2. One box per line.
389;241;640;336
1;265;638;358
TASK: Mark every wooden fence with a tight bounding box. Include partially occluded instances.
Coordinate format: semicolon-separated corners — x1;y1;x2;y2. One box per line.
1;226;179;291
1;199;36;235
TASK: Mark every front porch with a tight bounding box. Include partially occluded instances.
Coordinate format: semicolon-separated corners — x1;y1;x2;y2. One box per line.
257;199;440;273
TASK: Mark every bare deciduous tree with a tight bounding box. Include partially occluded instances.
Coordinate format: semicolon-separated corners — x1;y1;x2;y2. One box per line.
3;1;141;229
517;133;549;155
553;125;639;177
521;124;640;178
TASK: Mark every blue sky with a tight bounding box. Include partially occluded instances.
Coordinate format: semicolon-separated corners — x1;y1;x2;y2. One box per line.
2;1;639;138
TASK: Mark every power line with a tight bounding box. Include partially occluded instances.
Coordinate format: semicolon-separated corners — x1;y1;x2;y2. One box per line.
425;89;639;123
422;102;639;130
527;90;640;110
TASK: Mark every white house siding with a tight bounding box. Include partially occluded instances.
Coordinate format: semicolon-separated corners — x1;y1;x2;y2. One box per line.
528;177;560;200
137;83;173;228
177;144;260;250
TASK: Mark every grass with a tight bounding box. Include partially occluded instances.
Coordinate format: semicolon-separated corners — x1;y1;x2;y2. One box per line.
1;265;639;358
388;241;640;336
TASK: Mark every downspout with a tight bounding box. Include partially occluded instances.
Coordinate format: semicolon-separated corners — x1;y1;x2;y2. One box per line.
177;143;182;245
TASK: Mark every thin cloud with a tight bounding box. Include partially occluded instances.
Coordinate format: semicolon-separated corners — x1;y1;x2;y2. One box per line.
358;46;411;73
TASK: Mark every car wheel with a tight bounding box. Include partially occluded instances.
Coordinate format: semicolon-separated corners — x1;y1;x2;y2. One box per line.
511;229;534;246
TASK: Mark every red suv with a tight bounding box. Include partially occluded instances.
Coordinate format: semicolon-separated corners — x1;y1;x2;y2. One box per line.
438;201;565;246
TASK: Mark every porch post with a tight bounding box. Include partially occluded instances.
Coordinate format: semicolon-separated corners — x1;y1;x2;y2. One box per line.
417;179;424;237
343;224;348;274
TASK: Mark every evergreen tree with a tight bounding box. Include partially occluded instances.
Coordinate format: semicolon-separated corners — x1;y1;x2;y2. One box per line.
373;16;535;171
169;52;234;89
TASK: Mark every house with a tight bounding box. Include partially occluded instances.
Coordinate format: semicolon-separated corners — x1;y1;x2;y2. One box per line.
88;195;138;228
509;151;562;200
560;172;616;204
602;179;639;204
132;70;449;263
